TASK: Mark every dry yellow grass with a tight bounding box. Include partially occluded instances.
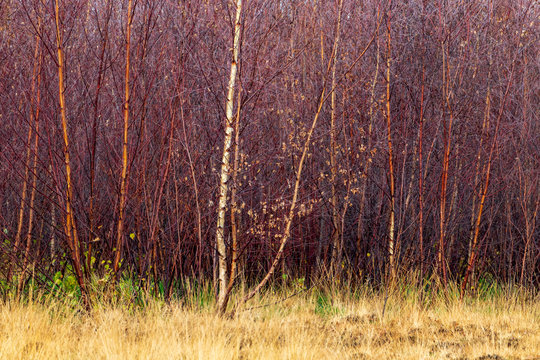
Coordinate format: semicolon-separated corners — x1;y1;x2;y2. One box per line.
0;285;538;360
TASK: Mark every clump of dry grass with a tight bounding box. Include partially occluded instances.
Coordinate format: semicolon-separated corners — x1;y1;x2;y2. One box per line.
0;281;538;360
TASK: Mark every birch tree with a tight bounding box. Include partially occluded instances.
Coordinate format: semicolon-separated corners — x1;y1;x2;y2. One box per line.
216;0;243;314
385;0;396;281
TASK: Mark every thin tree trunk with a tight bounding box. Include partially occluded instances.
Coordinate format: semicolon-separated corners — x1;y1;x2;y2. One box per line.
19;40;43;293
385;1;396;281
54;0;87;301
438;31;452;287
12;120;31;258
216;0;242;314
228;87;243;291
114;0;134;273
468;71;491;275
9;19;42;282
180;95;203;279
418;58;425;279
446;144;461;274
14;20;43;290
329;0;344;280
87;0;112;275
357;21;380;270
148;102;175;295
49;163;57;263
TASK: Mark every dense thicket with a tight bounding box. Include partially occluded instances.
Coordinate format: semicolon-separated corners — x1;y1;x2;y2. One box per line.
0;0;538;299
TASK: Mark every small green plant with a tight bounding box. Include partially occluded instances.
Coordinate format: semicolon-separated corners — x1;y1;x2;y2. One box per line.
314;291;341;318
180;278;215;310
294;277;305;290
0;277;15;298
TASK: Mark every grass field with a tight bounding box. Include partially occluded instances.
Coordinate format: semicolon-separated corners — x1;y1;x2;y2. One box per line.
0;280;538;360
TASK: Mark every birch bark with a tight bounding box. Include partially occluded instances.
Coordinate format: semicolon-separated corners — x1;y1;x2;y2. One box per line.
216;0;243;314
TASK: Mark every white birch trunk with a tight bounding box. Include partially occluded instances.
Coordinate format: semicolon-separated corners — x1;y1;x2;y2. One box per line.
216;0;242;314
